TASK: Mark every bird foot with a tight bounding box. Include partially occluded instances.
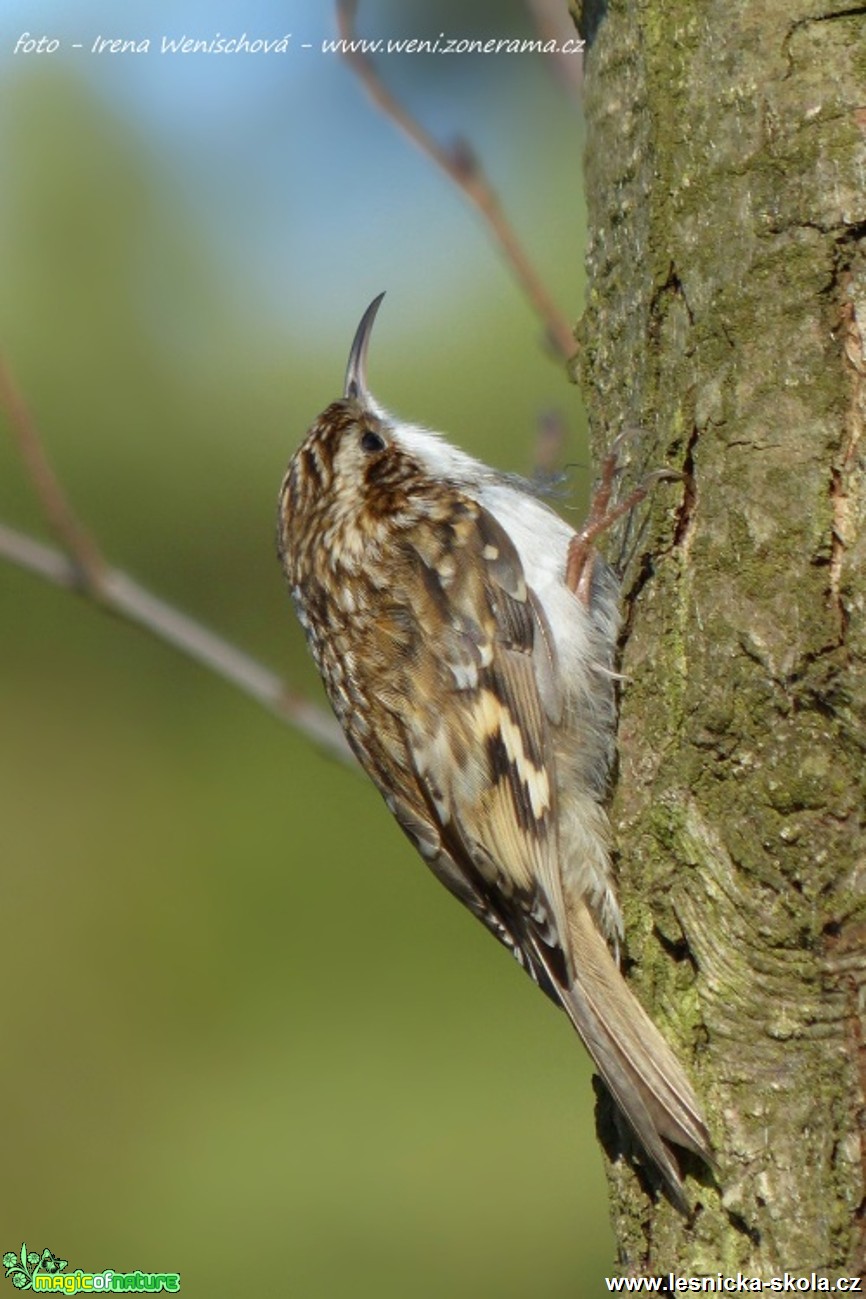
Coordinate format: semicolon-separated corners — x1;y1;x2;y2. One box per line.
565;430;682;605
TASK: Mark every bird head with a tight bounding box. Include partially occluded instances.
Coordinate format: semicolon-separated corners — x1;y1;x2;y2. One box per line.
278;294;483;575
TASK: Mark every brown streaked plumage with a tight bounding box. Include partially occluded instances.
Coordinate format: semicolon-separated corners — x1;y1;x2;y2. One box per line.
277;294;712;1211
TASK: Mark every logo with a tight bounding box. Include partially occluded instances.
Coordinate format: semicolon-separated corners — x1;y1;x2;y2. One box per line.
2;1247;180;1293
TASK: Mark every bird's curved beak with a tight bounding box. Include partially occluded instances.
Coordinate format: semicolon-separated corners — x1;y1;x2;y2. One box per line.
344;292;386;401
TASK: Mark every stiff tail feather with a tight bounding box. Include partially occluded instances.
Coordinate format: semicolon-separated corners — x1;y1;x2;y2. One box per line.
554;904;712;1212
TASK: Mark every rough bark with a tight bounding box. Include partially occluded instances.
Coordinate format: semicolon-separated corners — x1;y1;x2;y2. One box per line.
572;0;866;1277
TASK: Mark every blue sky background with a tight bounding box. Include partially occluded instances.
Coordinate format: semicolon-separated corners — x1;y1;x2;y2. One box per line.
0;0;584;343
0;4;615;1295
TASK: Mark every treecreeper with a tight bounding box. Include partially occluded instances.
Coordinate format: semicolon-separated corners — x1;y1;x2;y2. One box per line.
277;294;712;1211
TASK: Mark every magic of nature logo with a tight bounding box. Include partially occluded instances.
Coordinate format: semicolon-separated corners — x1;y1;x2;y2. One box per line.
2;1246;180;1292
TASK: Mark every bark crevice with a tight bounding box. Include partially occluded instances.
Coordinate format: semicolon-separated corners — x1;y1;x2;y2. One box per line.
577;0;866;1274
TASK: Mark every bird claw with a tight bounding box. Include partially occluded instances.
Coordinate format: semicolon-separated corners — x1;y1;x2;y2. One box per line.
565;433;683;603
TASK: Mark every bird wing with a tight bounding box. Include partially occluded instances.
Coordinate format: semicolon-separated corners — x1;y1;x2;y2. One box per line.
390;498;574;990
370;494;713;1207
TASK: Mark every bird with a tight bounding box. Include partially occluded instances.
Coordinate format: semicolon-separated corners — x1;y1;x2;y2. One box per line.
277;293;711;1210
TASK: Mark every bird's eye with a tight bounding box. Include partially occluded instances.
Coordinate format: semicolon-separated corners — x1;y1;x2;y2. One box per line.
360;429;386;453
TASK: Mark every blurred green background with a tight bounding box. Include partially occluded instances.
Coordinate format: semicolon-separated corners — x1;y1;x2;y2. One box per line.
0;0;615;1293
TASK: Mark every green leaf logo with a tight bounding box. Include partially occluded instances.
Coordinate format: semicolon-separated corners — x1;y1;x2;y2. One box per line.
2;1244;69;1290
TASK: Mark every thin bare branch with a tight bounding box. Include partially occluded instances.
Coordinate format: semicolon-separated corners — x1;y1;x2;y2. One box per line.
335;0;576;363
533;409;571;479
0;522;353;762
0;355;106;588
0;356;353;765
524;0;585;100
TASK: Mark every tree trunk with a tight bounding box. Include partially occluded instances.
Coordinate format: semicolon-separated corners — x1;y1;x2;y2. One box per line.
572;0;866;1277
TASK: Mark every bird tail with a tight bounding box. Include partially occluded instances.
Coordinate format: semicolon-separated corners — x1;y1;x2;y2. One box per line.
555;903;712;1212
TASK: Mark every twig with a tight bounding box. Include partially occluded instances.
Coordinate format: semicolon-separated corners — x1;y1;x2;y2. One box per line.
524;0;584;100
0;359;354;766
0;355;106;588
335;0;576;363
533;409;571;479
0;522;353;762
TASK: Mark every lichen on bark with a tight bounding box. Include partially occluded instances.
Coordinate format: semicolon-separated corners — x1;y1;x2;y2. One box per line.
572;0;866;1276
